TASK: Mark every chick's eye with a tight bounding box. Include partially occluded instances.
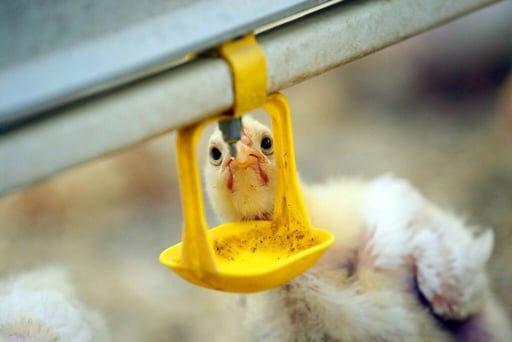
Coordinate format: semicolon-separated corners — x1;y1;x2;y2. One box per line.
209;147;222;165
260;136;273;154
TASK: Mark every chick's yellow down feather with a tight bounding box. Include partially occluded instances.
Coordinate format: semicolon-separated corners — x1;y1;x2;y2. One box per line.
204;116;511;342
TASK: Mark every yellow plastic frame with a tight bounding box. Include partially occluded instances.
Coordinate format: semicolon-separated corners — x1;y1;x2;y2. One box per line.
159;93;334;293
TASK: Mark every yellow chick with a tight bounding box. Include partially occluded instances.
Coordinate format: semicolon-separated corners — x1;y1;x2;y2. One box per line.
204;116;511;341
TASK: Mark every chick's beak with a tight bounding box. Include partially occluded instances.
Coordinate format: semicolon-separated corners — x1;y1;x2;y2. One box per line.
225;136;269;191
231;140;259;169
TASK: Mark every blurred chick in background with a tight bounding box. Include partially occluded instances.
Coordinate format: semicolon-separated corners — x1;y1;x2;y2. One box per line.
205;116;512;341
0;267;110;342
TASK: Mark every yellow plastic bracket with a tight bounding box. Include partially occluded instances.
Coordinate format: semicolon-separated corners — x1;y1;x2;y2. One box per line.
217;33;267;116
159;34;334;293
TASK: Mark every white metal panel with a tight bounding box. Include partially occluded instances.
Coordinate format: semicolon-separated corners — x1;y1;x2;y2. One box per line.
0;0;338;126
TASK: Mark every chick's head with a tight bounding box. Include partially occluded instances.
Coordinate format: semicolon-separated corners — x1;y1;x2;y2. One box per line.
204;116;276;222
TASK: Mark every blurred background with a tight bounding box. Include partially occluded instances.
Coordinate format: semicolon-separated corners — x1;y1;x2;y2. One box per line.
1;1;511;340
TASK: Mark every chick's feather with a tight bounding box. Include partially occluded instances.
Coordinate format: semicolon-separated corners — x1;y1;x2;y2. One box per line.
0;267;110;342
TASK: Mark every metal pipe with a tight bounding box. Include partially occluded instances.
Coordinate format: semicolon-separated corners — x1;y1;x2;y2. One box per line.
0;0;499;196
219;118;243;157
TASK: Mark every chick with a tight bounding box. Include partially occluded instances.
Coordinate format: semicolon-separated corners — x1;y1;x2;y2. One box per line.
0;267;110;342
204;116;512;341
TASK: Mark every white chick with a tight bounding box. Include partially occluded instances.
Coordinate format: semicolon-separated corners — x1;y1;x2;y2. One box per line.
204;116;512;341
0;267;110;342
